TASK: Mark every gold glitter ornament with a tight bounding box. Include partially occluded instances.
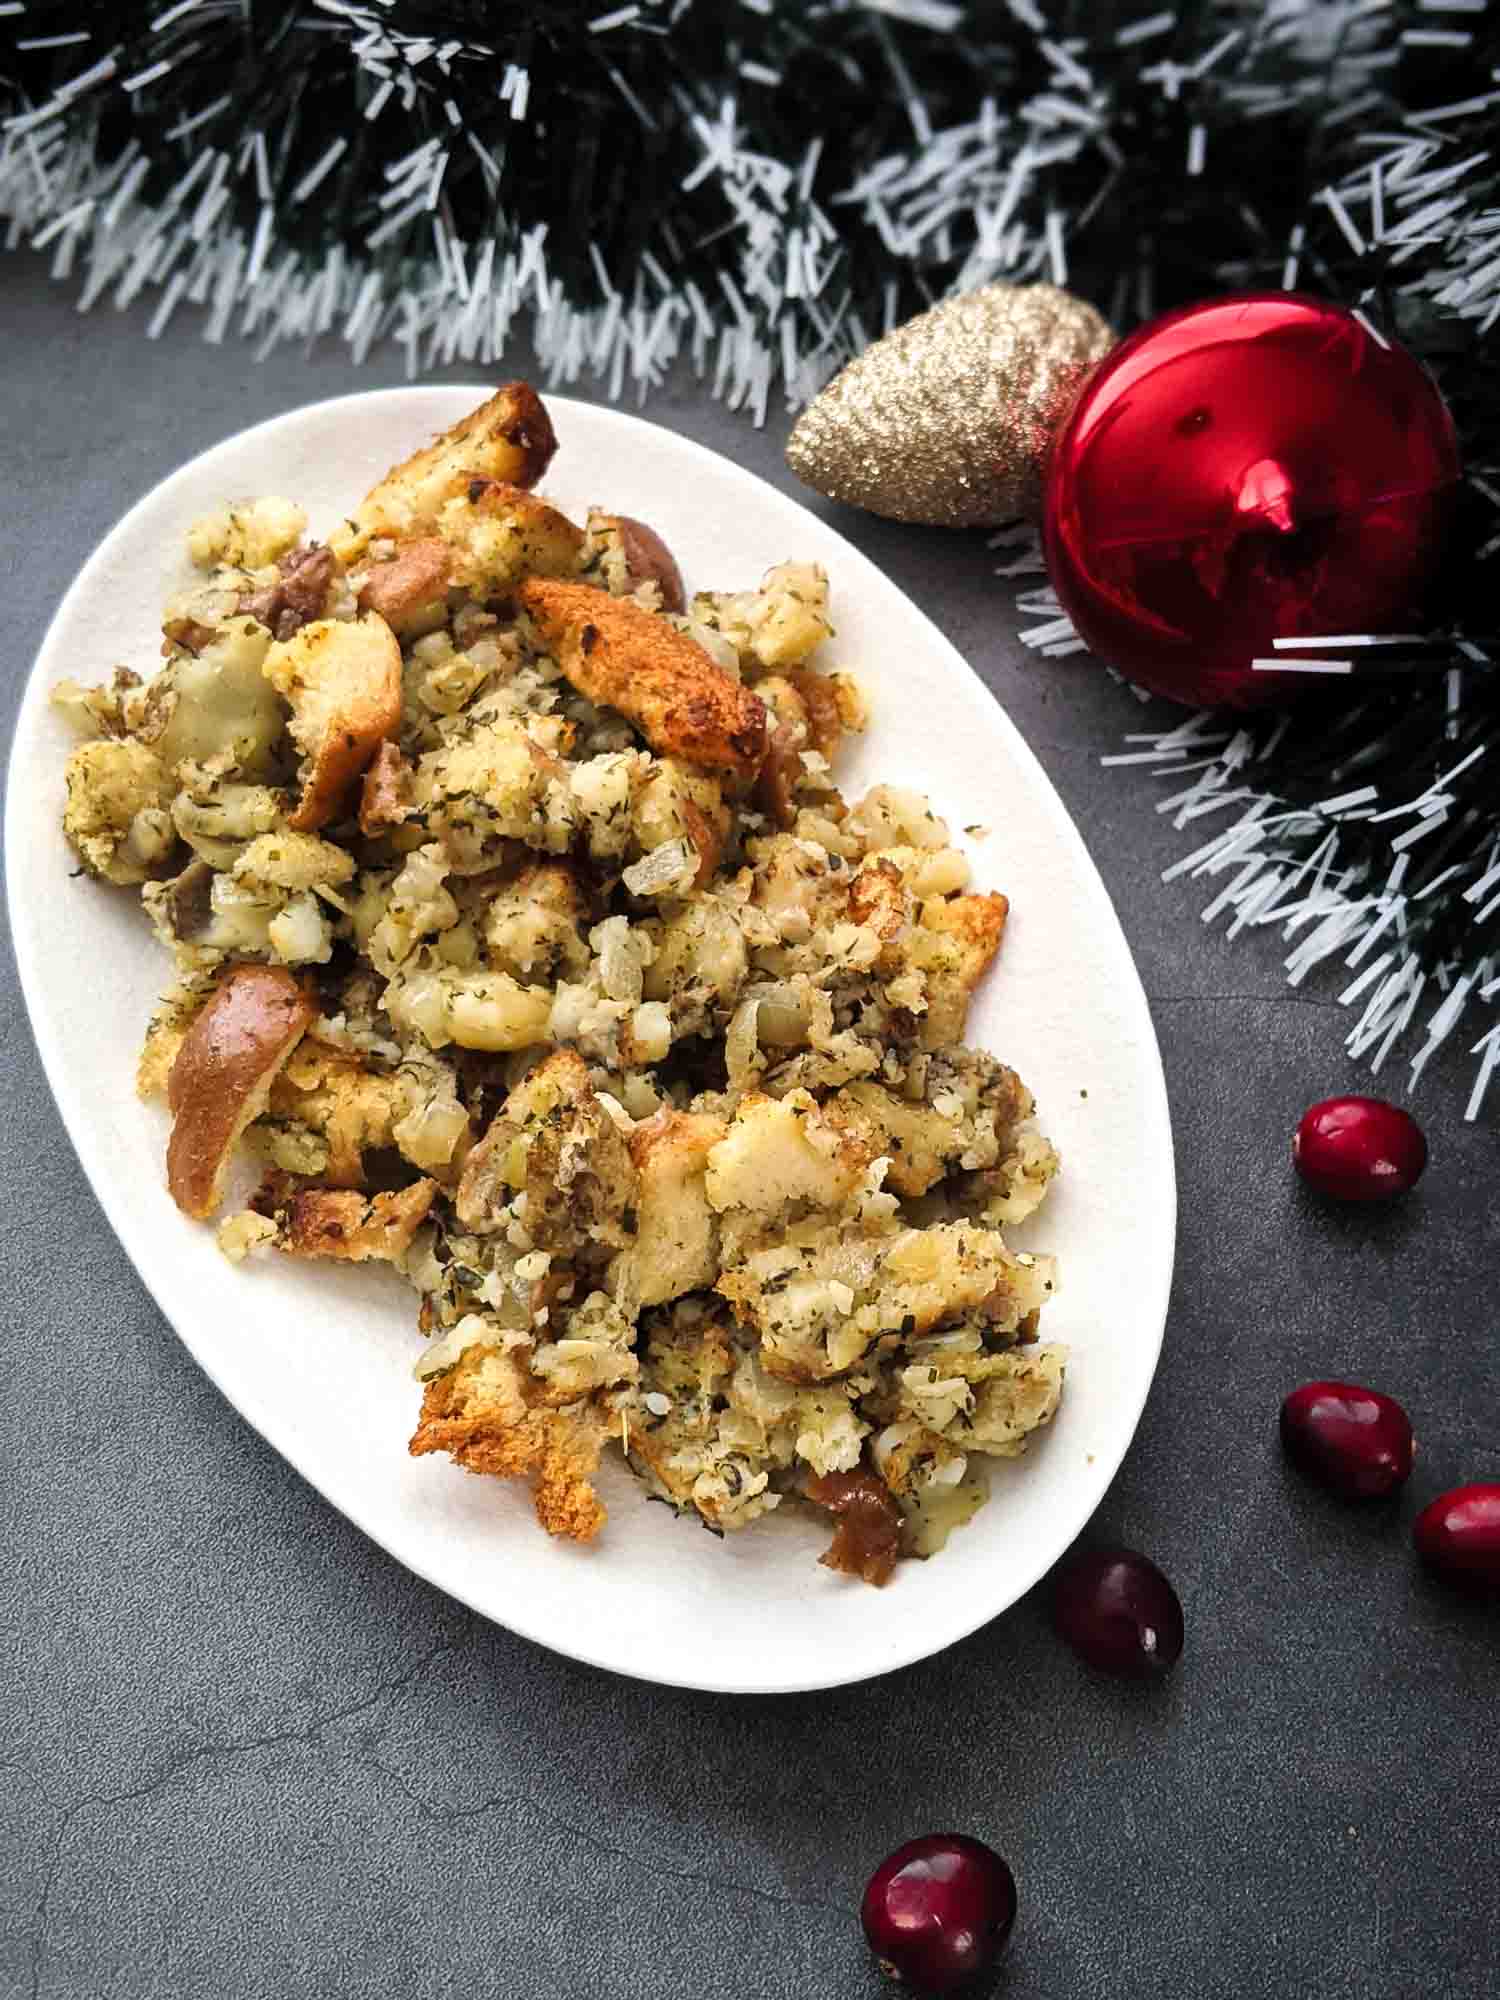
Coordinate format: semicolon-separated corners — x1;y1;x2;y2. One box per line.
785;282;1114;529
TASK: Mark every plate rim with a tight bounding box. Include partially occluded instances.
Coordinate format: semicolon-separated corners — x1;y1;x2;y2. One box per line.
5;384;1176;1694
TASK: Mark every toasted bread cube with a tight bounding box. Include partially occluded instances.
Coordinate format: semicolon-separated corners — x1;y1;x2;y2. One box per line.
62;738;173;885
434;480;584;597
262;613;402;831
409;1333;611;1542
518;578;767;778
705;1090;872;1222
276;1179;437;1261
626;1109;727;1307
914;892;1009;1048
330;383;558;562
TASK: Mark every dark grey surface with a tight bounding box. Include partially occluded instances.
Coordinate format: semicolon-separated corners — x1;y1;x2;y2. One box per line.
2;253;1496;2000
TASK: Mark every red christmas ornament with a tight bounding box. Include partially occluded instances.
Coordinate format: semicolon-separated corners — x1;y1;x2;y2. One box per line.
1042;293;1460;708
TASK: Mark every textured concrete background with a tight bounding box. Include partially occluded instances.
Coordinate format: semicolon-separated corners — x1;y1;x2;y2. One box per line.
2;254;1496;2000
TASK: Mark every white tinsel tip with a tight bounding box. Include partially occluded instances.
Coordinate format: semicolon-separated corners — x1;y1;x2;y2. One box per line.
1097;650;1499;1119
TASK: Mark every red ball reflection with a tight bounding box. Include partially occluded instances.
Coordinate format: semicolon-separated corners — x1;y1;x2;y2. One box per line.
1041;294;1459;708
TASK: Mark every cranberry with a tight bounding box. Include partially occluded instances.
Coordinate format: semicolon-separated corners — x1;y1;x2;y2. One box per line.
1280;1382;1415;1499
861;1834;1016;1994
1292;1095;1427;1202
1413;1484;1500;1590
1051;1546;1183;1679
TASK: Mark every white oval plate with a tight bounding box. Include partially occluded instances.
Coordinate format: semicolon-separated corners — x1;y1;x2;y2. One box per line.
7;389;1174;1693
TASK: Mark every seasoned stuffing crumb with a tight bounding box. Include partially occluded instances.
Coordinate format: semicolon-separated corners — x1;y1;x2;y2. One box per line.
61;383;1064;1578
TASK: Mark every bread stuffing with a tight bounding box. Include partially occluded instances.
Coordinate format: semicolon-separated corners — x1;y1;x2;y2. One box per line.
55;386;1065;1581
